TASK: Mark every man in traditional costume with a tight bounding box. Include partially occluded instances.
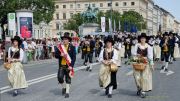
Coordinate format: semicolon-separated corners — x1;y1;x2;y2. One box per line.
160;32;170;73
55;32;76;98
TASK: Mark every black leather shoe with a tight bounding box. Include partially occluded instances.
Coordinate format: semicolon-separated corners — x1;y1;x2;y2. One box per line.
13;90;18;97
62;88;66;95
105;88;109;95
108;94;112;98
65;93;69;98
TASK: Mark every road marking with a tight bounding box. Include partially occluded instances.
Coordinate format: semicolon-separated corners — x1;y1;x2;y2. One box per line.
0;62;100;94
166;70;174;76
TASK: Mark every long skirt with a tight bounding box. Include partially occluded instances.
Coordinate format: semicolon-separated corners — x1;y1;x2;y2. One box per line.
174;43;180;58
154;45;161;59
120;45;125;58
117;50;121;66
133;65;152;91
8;62;28;89
99;64;117;89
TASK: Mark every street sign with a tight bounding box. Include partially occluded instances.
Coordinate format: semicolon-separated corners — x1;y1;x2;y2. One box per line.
8;13;16;31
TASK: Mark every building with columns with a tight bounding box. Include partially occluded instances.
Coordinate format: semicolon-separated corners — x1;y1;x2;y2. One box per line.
50;0;180;36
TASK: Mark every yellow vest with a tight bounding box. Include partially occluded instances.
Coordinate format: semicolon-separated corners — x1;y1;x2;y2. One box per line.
61;45;69;65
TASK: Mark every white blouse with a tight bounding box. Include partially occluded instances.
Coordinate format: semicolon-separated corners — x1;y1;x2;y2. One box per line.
98;48;119;64
132;43;154;65
8;47;24;62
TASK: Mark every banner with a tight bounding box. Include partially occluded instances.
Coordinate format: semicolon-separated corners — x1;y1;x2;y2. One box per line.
19;17;33;38
101;17;105;32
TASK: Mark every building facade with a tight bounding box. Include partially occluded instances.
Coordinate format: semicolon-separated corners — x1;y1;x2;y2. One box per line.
51;0;179;36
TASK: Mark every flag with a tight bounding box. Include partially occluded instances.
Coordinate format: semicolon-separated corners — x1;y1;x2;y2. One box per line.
101;17;106;32
119;20;121;31
114;19;116;32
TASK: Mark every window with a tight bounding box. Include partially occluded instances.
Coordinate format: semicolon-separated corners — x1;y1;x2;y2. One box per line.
131;2;135;6
92;3;96;7
123;11;127;14
107;3;112;7
63;5;66;8
56;13;59;20
115;2;119;6
77;4;80;8
100;3;103;7
55;5;59;9
56;23;59;30
70;4;73;8
70;13;73;17
63;13;66;19
85;4;88;8
123;2;127;6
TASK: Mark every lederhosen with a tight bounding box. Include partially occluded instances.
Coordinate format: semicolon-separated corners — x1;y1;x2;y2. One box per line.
95;41;102;58
57;46;71;84
103;49;117;89
161;41;170;62
84;44;93;63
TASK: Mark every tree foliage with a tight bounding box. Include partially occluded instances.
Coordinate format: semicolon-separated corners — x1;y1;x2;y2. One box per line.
121;10;146;32
0;0;55;39
64;10;146;32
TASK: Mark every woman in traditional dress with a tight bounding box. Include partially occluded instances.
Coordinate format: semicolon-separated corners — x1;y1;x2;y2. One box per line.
132;33;154;98
173;34;180;60
99;36;118;98
154;36;161;61
114;38;122;67
8;36;28;96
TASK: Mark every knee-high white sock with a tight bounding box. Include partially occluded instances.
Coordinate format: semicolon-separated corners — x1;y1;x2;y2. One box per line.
66;84;70;94
62;83;66;89
162;61;166;66
165;62;169;69
108;86;113;94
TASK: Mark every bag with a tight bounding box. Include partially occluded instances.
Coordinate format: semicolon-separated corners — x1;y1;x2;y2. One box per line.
110;63;118;72
4;49;16;70
4;62;12;70
132;63;146;71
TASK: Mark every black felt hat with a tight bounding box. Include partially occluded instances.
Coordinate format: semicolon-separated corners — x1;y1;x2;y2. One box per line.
11;36;22;46
104;36;115;45
61;32;72;41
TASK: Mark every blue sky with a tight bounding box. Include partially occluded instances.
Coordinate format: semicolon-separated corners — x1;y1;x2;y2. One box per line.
154;0;180;21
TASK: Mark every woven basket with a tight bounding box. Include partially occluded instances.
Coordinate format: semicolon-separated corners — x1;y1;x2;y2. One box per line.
132;63;146;71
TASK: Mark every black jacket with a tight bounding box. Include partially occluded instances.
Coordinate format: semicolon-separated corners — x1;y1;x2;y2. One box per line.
55;44;76;67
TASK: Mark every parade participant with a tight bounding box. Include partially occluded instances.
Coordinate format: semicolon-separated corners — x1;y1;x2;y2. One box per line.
168;32;176;64
124;36;132;59
22;38;28;64
154;36;161;61
95;37;103;62
99;36;118;98
160;32;170;73
7;36;28;96
114;38;122;67
132;33;154;98
173;34;180;60
84;35;95;72
55;32;76;98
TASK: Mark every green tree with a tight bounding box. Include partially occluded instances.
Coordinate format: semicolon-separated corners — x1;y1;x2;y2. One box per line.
121;10;146;32
64;13;84;31
104;10;121;31
0;0;55;39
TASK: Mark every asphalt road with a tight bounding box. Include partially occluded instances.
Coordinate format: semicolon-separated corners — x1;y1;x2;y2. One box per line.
0;56;180;101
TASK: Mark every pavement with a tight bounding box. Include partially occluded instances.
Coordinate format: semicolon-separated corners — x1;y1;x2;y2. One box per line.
0;54;180;101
